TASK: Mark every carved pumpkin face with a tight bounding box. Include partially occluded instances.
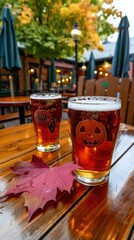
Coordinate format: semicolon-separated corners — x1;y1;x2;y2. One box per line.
76;119;106;147
34;110;52;127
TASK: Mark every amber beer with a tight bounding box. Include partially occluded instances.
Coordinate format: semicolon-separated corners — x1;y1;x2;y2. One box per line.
68;96;121;186
30;93;62;152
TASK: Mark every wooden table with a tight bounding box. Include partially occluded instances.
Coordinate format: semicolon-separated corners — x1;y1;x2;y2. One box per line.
0;96;30;124
0;121;134;240
62;92;76;98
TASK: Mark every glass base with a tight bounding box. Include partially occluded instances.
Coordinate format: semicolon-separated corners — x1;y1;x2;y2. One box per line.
74;171;109;186
36;143;60;152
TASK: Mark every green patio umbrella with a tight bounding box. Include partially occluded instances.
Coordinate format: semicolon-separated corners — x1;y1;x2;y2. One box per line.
86;51;95;80
48;58;57;88
0;5;22;70
111;16;130;78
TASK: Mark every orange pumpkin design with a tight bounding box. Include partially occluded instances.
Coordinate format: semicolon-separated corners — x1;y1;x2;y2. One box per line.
76;119;106;147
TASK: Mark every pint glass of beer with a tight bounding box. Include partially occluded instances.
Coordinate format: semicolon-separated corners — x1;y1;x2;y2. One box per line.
68;96;121;186
30;93;62;152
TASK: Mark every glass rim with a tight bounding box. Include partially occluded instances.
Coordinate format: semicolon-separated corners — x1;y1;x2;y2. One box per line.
30;93;62;100
68;96;121;111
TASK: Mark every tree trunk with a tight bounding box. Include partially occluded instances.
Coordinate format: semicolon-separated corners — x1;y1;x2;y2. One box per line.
23;54;29;96
39;57;44;92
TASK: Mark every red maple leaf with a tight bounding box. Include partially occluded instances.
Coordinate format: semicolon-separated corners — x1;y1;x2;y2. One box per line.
0;155;79;221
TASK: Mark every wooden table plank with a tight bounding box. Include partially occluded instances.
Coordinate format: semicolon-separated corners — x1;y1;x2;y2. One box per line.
0;121;70;164
0;140;72;175
0;155;89;240
0;122;134;240
112;123;134;162
0;123;34;148
0;135;133;239
0;121;68;147
44;145;134;240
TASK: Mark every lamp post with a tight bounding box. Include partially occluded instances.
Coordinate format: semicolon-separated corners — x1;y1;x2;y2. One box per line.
71;22;81;95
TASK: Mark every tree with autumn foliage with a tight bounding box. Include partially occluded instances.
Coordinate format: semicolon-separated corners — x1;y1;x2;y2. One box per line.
0;0;122;86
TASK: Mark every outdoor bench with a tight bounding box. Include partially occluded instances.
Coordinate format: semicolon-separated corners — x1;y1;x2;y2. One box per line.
0;111;31;123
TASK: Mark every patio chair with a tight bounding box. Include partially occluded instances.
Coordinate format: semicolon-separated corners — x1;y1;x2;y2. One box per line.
84;79;95;96
95;77;131;123
77;76;86;96
95;77;119;97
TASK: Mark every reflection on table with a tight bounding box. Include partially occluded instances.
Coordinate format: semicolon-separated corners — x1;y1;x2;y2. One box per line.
0;121;134;239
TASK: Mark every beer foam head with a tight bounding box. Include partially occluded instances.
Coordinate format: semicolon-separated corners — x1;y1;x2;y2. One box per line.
30;93;61;100
68;96;121;111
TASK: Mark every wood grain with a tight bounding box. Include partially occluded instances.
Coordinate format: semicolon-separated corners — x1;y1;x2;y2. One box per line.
44;146;134;240
0;96;30;106
0;120;134;240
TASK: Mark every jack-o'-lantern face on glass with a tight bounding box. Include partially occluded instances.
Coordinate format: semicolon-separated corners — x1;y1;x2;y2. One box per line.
76;119;106;147
34;109;52;127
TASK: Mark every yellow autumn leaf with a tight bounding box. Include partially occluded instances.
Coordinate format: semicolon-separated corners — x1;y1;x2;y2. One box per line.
17;4;32;24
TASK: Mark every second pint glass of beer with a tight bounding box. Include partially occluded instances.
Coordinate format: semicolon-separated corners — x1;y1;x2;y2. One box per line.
68;96;121;186
30;93;62;152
